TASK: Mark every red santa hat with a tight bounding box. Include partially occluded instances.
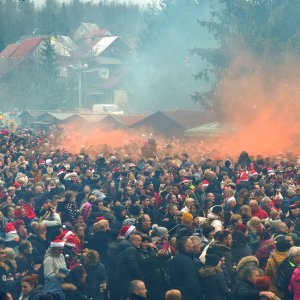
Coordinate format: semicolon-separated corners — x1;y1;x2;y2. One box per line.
96;216;106;222
14;219;25;230
119;225;136;238
250;169;258;177
57;169;65;176
56;229;74;241
13;182;22;189
39;159;45;165
65;235;78;248
50;239;65;248
267;167;275;176
5;222;19;241
181;178;189;183
239;171;249;182
202;180;209;188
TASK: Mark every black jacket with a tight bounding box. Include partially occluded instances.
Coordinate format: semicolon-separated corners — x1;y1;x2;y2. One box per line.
207;242;234;277
199;265;231;300
85;263;107;300
231;243;252;264
232;280;260;300
87;230;110;263
277;256;295;300
62;282;88;300
169;252;202;300
27;234;48;264
115;240;142;297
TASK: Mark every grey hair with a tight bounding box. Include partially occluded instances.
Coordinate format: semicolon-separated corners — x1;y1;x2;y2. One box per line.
262;196;271;203
240;266;260;281
288;246;300;259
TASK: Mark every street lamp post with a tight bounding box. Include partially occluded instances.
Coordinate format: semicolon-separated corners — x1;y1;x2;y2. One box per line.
69;63;88;112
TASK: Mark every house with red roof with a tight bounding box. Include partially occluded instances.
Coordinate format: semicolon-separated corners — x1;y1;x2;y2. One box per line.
0;37;45;77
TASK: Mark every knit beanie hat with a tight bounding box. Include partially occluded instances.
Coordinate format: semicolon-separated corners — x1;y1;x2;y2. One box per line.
206;254;221;267
152;224;168;238
182;212;193;223
123;218;136;226
210;205;223;214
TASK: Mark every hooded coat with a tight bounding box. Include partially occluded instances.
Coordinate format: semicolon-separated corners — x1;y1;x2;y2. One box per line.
27;234;48;264
199;265;231;300
265;251;288;298
289;267;300;300
115;240;142;298
169;252;202;300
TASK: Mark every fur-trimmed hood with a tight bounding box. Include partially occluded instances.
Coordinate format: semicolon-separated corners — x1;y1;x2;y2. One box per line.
236;255;259;272
61;282;77;291
199;265;222;278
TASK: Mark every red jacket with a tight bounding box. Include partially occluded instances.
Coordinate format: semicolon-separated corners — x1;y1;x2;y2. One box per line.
289;267;300;300
251;207;268;220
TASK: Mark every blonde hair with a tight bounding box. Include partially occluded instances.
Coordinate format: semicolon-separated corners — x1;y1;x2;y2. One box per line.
85;250;100;267
247;217;261;233
93;220;109;232
240;205;251;217
183;198;195;210
165;289;182;300
230;214;242;224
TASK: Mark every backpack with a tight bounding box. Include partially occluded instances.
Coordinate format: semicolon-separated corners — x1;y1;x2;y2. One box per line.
276;258;295;292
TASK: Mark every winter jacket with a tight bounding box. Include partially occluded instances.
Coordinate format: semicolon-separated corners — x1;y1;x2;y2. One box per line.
41;212;62;227
85;263;107;300
61;282;88;300
43;248;67;281
138;246;170;300
199;265;231;300
115;240;142;298
0;261;16;293
232;279;261;300
27;234;48;264
289;267;300;300
207;242;235;278
16;253;35;274
277;256;296;300
20;285;45;300
248;231;259;253
87;230;110;264
265;251;288;298
232;243;252;264
169;252;202;300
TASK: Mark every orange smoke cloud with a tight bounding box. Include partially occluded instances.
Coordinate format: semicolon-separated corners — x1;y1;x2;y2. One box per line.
59;53;300;160
204;53;300;156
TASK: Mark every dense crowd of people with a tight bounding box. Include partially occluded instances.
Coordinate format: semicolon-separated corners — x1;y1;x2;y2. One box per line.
0;125;299;300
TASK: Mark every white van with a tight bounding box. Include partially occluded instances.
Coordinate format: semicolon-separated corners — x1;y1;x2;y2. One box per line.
92;104;124;115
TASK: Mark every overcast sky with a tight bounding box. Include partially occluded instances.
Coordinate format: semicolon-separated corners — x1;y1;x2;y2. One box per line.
33;0;153;7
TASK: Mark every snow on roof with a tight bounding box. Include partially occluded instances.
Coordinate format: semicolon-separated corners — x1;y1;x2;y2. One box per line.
86;36;118;57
